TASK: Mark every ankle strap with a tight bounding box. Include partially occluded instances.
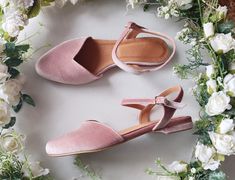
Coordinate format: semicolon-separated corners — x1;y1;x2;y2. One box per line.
121;86;184;131
122;96;185;109
112;22;176;74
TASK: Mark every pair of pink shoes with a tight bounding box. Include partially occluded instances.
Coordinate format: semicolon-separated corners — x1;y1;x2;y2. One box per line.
36;22;193;157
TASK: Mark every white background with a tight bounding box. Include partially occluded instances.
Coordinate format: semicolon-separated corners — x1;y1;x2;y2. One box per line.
17;0;235;179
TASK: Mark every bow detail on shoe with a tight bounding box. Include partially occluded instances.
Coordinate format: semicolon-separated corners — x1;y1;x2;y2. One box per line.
155;96;185;109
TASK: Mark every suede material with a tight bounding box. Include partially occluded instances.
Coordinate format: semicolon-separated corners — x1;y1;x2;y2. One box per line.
46;121;124;156
36;37;100;85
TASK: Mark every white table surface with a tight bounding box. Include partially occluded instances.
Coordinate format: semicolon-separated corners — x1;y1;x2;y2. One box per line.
17;0;235;179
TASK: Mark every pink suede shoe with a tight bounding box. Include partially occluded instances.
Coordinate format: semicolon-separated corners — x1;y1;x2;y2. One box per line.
36;22;176;85
46;86;193;156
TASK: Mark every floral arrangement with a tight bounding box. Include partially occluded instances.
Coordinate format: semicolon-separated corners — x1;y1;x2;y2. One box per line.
128;0;235;179
0;0;56;179
1;0;235;179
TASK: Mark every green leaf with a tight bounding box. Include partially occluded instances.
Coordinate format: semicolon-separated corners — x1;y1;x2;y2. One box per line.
5;58;23;67
5;42;15;51
209;171;226;180
218;21;235;34
16;44;30;52
12;98;23;113
8;67;20;78
4;42;18;57
22;94;35;107
143;4;150;12
27;0;41;18
3;117;16;129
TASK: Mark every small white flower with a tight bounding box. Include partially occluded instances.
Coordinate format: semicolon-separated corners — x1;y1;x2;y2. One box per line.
205;91;231;116
218;119;235;134
209;132;235;156
127;0;140;8
173;0;193;9
0;63;9;83
168;161;187;173
0;130;25;154
210;33;235;54
0;77;24;105
165;14;170;19
175;28;192;44
189;177;195;180
229;61;235;74
224;74;235;97
190;38;197;46
206;79;217;94
0;100;10;127
206;65;215;78
216;5;228;19
203;22;214;38
191;168;196;174
23;161;50;178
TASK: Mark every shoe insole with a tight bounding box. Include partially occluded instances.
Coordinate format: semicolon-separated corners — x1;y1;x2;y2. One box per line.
74;37;169;75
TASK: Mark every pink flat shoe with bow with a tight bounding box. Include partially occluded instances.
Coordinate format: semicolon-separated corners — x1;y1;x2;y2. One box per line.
36;22;176;85
46;86;193;156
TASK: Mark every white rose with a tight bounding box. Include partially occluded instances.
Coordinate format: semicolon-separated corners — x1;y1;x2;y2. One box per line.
218;119;235;134
21;0;34;9
0;101;10;127
203;22;214;38
0;130;25;154
216;5;228;19
229;62;235;74
0;0;8;7
209;132;235;156
206;65;215;78
210;33;235;54
0;78;24;105
194;143;219;170
0;64;9;83
224;74;235;97
2;7;26;37
168;161;187;173
206;79;217;94
23;161;50;178
2;19;20;37
194;142;220;170
195;143;215;164
205;91;231;116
